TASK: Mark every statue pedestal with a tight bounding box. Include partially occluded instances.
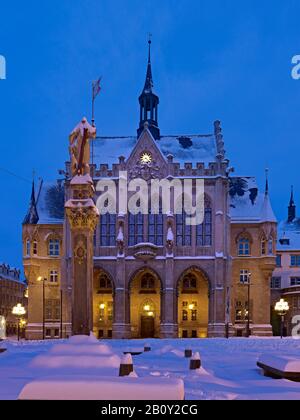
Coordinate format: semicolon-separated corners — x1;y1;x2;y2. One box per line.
65;175;99;336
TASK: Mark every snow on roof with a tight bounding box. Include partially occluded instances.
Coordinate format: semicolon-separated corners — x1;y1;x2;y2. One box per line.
277;218;300;251
92;134;217;167
36;181;64;225
229;177;276;223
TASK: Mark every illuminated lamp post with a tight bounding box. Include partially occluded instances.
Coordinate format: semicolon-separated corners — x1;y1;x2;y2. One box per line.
12;304;26;341
275;299;289;339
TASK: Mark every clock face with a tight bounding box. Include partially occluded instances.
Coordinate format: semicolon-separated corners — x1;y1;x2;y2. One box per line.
140;152;152;164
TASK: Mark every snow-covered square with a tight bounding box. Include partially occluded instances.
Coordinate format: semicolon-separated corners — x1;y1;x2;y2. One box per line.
1;337;300;400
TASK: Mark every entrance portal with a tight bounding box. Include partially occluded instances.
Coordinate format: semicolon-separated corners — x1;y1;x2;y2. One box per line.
141;316;155;338
130;270;161;338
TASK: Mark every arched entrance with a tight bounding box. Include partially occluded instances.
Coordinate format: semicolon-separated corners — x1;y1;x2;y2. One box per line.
130;270;161;338
93;269;114;339
177;268;209;338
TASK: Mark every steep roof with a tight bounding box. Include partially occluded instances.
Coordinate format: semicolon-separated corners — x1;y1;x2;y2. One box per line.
229;177;277;223
23;181;39;225
277;218;300;251
35;181;64;225
92;133;217;169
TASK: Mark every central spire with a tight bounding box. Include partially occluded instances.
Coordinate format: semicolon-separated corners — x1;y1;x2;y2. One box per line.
143;37;154;93
137;36;160;140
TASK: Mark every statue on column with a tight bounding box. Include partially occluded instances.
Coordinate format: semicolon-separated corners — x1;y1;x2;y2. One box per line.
69;117;96;177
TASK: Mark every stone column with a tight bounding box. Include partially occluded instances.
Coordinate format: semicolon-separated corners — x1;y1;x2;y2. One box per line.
65;175;99;336
161;215;178;338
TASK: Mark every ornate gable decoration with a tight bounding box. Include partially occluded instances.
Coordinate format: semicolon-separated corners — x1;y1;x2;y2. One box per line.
126;127;167;181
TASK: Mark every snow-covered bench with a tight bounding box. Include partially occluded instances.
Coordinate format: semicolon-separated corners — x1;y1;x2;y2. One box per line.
257;355;300;382
18;377;185;400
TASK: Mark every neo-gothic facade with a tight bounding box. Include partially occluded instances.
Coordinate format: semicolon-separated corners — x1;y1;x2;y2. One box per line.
23;44;277;340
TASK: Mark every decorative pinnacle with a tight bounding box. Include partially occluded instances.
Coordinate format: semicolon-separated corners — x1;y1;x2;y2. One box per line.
265;168;269;195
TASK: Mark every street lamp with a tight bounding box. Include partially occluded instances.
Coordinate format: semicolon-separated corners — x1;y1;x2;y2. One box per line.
275;299;289;339
242;272;252;338
12;304;26;341
37;277;47;340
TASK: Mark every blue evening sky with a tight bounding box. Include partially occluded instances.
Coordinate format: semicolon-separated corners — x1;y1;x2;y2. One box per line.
0;0;299;269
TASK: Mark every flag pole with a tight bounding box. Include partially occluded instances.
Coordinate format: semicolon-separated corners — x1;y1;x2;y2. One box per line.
91;81;95;167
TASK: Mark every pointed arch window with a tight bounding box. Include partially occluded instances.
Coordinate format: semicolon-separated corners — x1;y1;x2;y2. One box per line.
268;237;274;255
100;213;116;246
261;238;266;256
99;273;113;291
33;240;38;256
25;240;30;257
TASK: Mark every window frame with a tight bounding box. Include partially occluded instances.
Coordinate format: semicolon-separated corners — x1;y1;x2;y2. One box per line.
100;213;116;247
238;237;251;256
48;239;60;257
128;212;144;246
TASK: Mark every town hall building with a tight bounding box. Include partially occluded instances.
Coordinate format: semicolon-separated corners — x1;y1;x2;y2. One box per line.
22;42;277;340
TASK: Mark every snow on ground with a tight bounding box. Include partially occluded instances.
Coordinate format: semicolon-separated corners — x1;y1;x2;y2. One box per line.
0;338;300;400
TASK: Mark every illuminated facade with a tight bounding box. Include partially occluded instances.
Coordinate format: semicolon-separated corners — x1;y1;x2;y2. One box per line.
23;44;276;340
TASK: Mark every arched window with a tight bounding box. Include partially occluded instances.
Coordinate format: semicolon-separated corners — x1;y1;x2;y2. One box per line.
238;237;250;256
268;237;274;255
25;239;30;257
182;273;197;290
141;273;156;290
148;210;163;246
100;213;116;246
261;238;266;255
33;240;38;256
128;213;144;246
197;207;212;246
99;273;112;290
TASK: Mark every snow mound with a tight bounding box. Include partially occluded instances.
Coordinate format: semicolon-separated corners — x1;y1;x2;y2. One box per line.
68;334;98;344
19;377;185;401
30;354;120;369
49;343;112;356
258;355;300;372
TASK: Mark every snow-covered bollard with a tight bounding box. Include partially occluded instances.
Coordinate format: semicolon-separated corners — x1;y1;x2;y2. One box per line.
119;353;134;377
144;343;151;352
185;349;193;358
190;352;201;370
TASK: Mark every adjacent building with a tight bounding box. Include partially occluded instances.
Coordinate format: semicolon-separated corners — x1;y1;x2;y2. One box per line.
23;43;277;340
0;263;27;336
272;189;300;335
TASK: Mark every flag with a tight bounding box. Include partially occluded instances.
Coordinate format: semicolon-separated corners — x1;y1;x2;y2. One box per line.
92;77;102;100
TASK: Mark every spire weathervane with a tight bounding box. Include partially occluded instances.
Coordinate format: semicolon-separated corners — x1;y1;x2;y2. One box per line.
148;33;152;63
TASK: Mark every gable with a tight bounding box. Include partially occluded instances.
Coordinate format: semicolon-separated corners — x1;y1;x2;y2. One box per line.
125;128;168;179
